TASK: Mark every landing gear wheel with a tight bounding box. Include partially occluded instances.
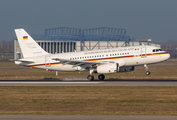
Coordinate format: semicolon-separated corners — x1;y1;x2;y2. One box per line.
98;74;105;80
145;71;150;75
87;75;94;81
144;64;150;76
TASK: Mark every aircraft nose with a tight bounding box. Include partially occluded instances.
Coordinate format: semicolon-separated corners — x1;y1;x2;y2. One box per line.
167;53;170;59
165;52;170;60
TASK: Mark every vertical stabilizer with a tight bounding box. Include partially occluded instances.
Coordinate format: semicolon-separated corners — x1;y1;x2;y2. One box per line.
15;29;48;58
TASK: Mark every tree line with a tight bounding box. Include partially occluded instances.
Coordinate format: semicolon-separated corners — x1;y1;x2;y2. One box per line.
0;40;14;53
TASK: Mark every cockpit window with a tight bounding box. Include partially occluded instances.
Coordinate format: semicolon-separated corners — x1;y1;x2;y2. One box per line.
153;49;163;52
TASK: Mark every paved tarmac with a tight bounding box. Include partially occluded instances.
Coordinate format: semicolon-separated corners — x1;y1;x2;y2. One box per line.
0;115;177;120
0;79;177;86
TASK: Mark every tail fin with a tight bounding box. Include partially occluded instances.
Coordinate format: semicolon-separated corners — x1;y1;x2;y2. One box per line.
15;29;48;58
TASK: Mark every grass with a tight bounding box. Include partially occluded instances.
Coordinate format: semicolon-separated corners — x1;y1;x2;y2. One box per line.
0;61;177;115
0;61;177;79
0;86;177;115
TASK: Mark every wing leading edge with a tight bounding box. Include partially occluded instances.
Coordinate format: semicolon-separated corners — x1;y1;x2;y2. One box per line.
52;58;107;70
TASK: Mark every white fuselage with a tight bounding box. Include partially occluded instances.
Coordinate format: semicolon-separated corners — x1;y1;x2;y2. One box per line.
15;45;170;72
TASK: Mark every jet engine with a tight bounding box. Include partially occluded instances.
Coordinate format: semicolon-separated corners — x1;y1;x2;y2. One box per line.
95;63;118;74
94;63;135;74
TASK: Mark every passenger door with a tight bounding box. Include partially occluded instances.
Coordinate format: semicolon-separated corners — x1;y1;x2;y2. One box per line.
141;47;146;58
45;56;51;67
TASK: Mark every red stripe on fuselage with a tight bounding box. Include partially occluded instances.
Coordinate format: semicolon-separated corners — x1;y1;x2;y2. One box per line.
27;52;169;68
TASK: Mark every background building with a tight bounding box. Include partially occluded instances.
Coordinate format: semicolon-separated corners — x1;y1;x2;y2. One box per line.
14;27;160;60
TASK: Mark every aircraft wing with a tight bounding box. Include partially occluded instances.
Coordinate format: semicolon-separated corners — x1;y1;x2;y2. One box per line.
52;58;106;70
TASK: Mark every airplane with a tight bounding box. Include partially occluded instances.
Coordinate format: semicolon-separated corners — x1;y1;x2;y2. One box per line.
14;29;170;81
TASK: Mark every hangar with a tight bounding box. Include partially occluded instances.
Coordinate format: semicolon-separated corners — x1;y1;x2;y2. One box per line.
14;27;159;60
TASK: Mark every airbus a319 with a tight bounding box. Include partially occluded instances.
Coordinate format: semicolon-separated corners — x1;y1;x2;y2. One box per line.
15;29;170;80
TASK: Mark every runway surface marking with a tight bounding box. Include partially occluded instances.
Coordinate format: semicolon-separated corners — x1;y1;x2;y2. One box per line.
1;79;177;86
0;82;102;84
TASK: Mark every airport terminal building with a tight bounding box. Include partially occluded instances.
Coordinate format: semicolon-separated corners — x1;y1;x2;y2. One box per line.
14;27;159;60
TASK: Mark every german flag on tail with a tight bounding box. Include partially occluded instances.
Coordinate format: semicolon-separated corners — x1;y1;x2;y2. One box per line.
23;36;28;40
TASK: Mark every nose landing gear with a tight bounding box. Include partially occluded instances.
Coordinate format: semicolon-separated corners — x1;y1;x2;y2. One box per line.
144;64;150;75
145;71;150;75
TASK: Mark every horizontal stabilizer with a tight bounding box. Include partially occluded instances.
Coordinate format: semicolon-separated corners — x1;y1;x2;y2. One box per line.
16;59;34;63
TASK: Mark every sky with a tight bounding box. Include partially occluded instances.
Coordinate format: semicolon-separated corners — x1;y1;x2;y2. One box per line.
0;0;177;43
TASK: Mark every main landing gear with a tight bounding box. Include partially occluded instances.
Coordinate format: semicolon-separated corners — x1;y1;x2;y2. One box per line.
87;75;94;81
98;74;105;80
144;64;150;75
87;69;105;81
87;74;105;81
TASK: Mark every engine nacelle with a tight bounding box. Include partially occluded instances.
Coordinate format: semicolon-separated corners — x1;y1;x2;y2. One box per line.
119;66;135;72
96;63;118;74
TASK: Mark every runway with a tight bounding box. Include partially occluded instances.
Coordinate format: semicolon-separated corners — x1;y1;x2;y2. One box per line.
0;79;177;86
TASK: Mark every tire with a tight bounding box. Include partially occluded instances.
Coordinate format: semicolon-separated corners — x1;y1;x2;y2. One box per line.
145;71;150;75
98;74;105;80
87;75;94;81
